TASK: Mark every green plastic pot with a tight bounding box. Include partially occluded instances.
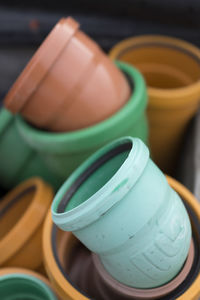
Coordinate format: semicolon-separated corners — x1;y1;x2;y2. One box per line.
0;108;60;189
52;136;191;289
16;61;148;183
0;269;57;300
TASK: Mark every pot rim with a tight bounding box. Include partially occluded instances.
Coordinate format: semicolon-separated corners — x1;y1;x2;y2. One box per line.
0;177;53;265
92;239;194;299
110;35;200;108
44;176;200;300
43;209;89;300
0;267;57;299
51;137;149;231
4;17;79;113
16;61;147;154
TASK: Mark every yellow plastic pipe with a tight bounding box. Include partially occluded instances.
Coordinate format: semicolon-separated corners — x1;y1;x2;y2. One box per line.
110;36;200;173
43;176;200;300
0;177;54;270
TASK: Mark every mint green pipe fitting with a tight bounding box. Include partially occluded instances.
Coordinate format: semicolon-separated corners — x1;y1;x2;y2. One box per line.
0;108;59;189
52;136;191;289
0;273;57;300
16;61;148;184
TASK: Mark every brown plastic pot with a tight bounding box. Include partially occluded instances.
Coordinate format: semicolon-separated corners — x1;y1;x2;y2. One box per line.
43;176;200;300
0;177;53;270
92;241;194;299
4;17;130;132
110;36;200;173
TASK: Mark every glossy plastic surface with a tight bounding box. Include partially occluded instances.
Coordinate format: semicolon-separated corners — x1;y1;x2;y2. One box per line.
0;108;60;189
110;35;200;173
0;268;57;300
4;17;130;132
16;62;148;183
44;177;200;299
52;137;191;288
0;178;53;270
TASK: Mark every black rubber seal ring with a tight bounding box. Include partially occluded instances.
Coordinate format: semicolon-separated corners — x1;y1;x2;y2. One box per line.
57;141;132;213
52;199;200;300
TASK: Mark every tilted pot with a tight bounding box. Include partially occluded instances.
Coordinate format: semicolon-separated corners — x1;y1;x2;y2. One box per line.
52;136;191;289
0;177;53;270
110;35;200;174
4;17;130;132
43;176;200;300
16;62;148;183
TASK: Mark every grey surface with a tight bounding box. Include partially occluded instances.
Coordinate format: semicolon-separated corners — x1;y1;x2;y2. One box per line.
177;109;200;202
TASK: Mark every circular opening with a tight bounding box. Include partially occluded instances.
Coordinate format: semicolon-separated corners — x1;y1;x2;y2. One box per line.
51;195;200;300
57;141;132;213
0;274;54;300
118;43;200;89
0;186;36;240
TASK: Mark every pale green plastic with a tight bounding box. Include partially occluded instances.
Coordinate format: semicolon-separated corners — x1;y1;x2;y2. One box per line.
52;137;191;289
0;273;57;300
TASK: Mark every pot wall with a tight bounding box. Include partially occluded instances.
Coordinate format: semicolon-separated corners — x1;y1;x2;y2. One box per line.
16;62;148;183
43;177;200;300
0;108;60;190
109;35;200;174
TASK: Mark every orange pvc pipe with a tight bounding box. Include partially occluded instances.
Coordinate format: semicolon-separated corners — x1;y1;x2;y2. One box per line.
0;177;53;270
110;36;200;173
43;176;200;299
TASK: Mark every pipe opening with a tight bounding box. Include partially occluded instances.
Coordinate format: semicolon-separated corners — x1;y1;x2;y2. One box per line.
57;141;132;213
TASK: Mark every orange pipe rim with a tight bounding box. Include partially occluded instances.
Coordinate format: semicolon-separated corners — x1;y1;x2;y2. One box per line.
110;35;200;109
43;176;200;299
0;177;53;266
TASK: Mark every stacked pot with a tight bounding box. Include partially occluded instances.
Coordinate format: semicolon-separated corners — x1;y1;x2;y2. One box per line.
48;137;200;299
1;17;148;191
1;15;200;300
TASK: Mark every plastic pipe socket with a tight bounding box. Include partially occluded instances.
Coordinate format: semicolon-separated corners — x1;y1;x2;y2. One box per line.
0;108;60;189
0;268;57;300
44;177;200;300
110;35;200;174
16;62;148;183
4;17;130;132
52;137;191;289
0;178;53;270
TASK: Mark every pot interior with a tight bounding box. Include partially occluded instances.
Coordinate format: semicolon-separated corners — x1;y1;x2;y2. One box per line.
60;141;131;212
0;186;36;239
117;43;200;89
0;274;53;300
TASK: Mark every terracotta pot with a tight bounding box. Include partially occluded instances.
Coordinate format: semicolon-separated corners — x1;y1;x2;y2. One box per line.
16;61;148;182
0;177;53;270
0;268;57;299
0;108;60;190
4;17;130;132
43;176;200;300
109;36;200;174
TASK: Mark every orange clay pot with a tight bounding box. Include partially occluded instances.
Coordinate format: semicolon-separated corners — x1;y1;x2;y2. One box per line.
110;36;200;173
43;176;200;300
4;17;130;132
0;177;53;270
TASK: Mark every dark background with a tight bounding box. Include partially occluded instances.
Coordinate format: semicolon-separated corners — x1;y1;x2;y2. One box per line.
1;1;200;100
